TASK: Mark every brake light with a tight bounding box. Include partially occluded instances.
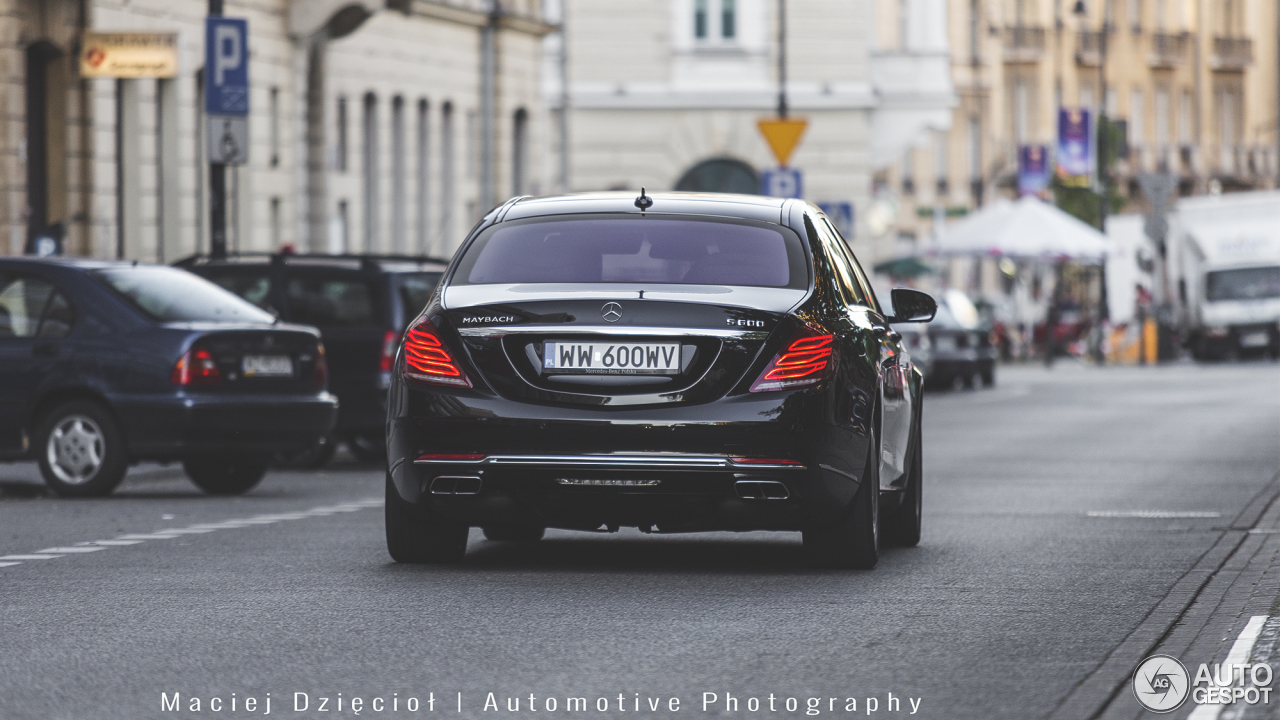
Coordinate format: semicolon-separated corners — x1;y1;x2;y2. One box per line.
403;319;472;388
380;329;398;373
313;343;328;387
749;328;835;392
171;344;222;386
729;457;805;467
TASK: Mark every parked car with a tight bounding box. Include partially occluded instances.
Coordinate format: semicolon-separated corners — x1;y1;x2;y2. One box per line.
384;192;937;568
0;258;338;496
176;253;446;464
926;290;996;389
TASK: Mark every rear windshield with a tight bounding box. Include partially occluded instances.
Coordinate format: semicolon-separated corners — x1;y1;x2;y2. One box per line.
286;276;378;327
94;266;275;324
1206;266;1280;301
398;272;442;318
451;215;808;289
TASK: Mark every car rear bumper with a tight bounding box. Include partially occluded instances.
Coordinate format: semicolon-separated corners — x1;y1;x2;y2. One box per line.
113;391;339;458
387;388;872;533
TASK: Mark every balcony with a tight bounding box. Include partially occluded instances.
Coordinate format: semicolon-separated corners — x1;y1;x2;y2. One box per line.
1211;37;1253;71
1003;25;1046;63
1076;30;1105;66
1149;32;1188;68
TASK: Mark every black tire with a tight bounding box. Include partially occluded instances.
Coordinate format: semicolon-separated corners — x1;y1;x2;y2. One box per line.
385;473;469;563
183;455;269;495
803;429;879;569
886;411;923;547
348;432;387;463
36;400;129;498
483;525;546;542
274;433;337;469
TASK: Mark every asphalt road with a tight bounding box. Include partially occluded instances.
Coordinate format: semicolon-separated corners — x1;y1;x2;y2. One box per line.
1;361;1277;720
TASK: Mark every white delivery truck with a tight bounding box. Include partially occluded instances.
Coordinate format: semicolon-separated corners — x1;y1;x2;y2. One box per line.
1171;191;1280;360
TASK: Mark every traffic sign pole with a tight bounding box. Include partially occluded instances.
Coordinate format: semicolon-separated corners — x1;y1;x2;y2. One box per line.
208;0;226;259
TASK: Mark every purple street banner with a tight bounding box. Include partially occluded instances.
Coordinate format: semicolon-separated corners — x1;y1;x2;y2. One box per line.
1018;145;1050;197
1056;108;1092;188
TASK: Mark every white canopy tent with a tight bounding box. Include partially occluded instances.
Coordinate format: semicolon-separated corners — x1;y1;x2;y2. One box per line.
931;196;1110;261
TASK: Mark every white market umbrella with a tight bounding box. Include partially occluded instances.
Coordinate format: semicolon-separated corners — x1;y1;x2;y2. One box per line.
931;196;1110;262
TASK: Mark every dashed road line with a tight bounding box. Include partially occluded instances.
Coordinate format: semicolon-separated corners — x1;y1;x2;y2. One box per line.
1087;510;1223;519
0;496;383;570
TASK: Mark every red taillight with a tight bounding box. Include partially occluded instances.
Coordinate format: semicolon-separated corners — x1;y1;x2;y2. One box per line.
416;453;486;461
729;457;805;467
380;329;398;373
749;328;835;393
402;319;472;388
313;343;328;387
171;345;222;386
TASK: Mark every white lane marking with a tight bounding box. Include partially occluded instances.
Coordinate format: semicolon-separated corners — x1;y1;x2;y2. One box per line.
0;496;383;570
1087;510;1222;518
1187;615;1269;720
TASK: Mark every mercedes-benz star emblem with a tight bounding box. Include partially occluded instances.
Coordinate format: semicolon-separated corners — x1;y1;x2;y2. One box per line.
601;302;623;323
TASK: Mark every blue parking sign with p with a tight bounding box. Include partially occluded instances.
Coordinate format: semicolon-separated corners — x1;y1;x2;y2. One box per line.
205;17;249;115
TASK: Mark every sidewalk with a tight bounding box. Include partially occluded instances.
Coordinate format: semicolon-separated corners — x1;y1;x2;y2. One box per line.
1047;469;1280;720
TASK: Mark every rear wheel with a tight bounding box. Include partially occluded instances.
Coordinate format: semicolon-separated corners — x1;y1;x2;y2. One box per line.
483;525;545;542
37;401;128;498
803;429;879;569
183;455;269;495
385;473;469;563
886;411;923;547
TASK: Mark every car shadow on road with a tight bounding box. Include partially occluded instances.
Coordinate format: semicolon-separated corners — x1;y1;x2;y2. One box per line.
384;534;917;576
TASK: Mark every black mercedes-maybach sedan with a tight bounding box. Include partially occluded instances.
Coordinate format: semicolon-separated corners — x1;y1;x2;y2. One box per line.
385;192;936;568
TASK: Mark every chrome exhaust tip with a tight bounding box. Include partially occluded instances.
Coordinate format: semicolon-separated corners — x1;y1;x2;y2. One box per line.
429;476;483;495
735;480;790;500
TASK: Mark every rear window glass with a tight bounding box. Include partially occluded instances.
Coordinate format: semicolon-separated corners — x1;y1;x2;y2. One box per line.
452;215;808;289
94;266;275;324
398;272;442;318
286;277;377;327
1206;266;1280;301
207;271;274;310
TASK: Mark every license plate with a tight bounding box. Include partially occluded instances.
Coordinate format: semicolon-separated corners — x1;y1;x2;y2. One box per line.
242;355;293;377
543;341;680;375
1240;332;1270;348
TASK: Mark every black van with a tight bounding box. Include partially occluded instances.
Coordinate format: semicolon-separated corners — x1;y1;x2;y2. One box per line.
176;253;446;465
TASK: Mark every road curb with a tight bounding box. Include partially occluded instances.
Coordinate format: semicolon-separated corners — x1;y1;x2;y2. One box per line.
1045;469;1280;720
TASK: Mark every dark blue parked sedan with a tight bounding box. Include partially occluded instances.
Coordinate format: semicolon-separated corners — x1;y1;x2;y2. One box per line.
0;258;338;496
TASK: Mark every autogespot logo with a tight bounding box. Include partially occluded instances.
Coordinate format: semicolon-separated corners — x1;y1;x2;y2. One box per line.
1133;655;1191;713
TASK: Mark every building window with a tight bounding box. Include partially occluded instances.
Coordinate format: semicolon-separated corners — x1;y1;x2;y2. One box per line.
1013;79;1029;144
1154;87;1169;147
968;0;980;60
269;86;280;168
440;101;454;248
968;117;981;179
934;129;949;195
390;95;405;253
1177;89;1191;144
721;0;736;39
512;108;528;196
1129;88;1144;146
336;96;348;173
333;199;349;254
694;0;737;43
270;196;282;248
695;0;708;39
416;99;429;253
362;92;379;251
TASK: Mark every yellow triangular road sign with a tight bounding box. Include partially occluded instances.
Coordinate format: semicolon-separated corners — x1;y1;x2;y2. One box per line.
757;118;808;167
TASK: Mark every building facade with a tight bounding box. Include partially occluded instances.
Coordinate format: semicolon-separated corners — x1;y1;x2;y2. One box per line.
555;0;954;263
1;0;552;262
881;0;1279;245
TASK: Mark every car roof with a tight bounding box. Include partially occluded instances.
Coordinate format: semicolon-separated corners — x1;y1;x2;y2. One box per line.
174;253;449;273
500;191;790;224
0;256;131;270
